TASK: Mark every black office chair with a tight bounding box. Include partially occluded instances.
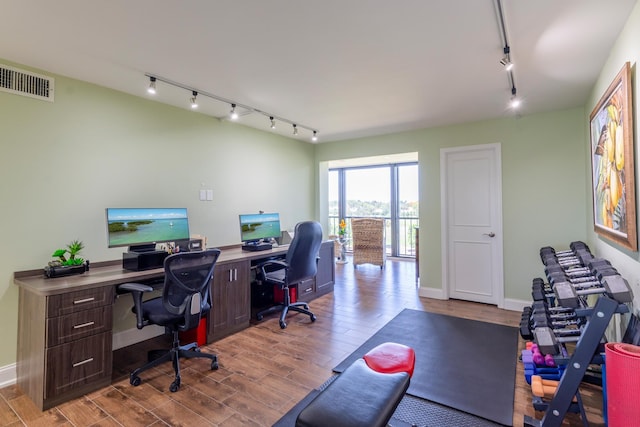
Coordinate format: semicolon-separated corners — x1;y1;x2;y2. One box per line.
118;248;221;392
256;221;323;329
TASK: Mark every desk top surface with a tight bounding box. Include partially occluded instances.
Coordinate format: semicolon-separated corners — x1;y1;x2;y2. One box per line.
14;244;291;296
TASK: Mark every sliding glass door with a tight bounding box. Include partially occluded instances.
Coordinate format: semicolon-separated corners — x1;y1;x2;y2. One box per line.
328;162;418;257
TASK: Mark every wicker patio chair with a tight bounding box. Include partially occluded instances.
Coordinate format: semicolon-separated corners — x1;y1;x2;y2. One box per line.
351;218;386;269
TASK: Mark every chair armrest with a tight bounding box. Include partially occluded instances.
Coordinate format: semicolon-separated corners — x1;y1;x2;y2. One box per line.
118;283;154;293
256;259;288;279
117;282;154;329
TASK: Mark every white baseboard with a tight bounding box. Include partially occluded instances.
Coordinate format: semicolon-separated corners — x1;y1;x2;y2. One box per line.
419;286;529;313
502;298;531;312
419;286;447;299
112;325;165;350
0;363;16;388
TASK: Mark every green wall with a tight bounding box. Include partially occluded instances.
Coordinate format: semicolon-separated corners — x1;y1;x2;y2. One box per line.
0;60;316;367
315;108;588;304
585;1;640;312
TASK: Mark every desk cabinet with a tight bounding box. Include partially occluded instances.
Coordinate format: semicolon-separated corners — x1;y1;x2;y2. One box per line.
208;260;251;341
315;241;335;297
297;241;335;303
17;285;114;410
14;245;334;410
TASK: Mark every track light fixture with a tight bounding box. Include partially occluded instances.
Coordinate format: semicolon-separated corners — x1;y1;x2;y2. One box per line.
495;0;520;113
143;73;319;140
190;91;198;109
499;46;513;71
147;76;157;95
312;131;318;142
230;104;239;120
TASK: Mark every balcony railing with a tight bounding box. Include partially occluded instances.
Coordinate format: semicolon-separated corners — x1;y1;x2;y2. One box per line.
328;216;418;258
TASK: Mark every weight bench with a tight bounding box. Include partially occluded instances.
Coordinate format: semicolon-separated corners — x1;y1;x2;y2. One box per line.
296;342;415;427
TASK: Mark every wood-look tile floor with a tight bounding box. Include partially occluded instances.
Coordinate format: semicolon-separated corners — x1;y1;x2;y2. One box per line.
0;258;604;426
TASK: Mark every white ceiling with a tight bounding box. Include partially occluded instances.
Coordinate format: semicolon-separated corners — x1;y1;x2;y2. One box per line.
0;0;636;143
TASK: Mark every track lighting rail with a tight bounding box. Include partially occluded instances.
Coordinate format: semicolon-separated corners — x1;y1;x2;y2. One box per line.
145;72;318;140
494;0;519;109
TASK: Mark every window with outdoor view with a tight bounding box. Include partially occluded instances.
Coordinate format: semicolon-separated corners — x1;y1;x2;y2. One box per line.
328;162;418;257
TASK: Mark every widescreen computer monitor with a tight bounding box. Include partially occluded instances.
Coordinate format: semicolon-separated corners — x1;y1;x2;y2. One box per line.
106;207;190;251
239;213;281;244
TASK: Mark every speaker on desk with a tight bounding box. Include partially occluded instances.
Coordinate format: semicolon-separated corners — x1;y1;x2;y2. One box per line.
188;238;204;251
173;238;204;252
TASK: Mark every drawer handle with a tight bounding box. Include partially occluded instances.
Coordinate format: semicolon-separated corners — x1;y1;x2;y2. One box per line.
72;357;94;368
74;297;95;305
73;321;95;329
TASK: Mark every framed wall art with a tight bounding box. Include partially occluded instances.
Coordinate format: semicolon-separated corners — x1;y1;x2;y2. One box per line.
589;62;637;251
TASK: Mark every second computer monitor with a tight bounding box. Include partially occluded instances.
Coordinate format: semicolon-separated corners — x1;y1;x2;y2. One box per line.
239;213;281;243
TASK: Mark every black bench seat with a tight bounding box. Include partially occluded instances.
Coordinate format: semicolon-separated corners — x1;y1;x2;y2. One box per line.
295;359;410;427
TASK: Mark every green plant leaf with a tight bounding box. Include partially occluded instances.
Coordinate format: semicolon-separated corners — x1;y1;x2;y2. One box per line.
52;249;67;257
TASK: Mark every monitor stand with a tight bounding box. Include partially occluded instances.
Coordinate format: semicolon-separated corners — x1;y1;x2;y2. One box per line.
128;243;157;253
242;241;273;252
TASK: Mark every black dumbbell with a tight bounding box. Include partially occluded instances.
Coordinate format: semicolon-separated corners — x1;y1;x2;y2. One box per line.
544;258;612;280
531;300;574;315
532;280;553;302
540;244;593;267
530;312;579;329
569;241;590;253
553;274;633;308
534;326;581;354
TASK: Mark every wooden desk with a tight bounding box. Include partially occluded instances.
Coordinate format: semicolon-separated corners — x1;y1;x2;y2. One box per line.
14;241;334;410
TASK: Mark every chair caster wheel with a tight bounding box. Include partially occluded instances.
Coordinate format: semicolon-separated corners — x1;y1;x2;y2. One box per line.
310;314;317;322
130;375;141;387
170;380;180;392
256;314;263;321
279;320;287;329
211;360;219;370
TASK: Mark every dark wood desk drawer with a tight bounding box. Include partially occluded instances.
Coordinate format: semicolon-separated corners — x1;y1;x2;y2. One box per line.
46;306;112;347
45;331;112;399
297;278;316;302
47;286;114;317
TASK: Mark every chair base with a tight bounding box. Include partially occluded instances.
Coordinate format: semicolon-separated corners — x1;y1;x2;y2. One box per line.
130;330;218;392
256;298;316;329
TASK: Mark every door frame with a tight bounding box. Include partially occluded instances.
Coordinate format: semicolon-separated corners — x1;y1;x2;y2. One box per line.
440;143;505;308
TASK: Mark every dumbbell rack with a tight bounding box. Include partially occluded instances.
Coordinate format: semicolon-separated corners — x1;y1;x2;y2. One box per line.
524;295;629;427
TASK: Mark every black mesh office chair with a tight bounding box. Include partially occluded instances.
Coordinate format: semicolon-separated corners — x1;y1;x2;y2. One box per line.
118;248;221;392
256;221;323;329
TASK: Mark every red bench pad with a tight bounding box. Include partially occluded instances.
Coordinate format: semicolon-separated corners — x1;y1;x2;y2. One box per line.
363;342;415;377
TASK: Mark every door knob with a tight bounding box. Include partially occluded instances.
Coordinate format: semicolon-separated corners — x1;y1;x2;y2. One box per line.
483;232;495;238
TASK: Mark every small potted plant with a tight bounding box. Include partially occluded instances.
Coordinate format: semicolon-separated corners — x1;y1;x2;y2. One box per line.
338;219;347;241
45;239;90;278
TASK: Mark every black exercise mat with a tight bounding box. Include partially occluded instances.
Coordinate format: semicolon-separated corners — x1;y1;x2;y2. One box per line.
274;385;503;427
332;309;518;426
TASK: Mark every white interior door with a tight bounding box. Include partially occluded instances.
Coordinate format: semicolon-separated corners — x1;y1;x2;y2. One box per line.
441;144;504;307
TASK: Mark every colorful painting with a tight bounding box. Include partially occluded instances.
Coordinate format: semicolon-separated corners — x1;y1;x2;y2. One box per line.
590;62;637;251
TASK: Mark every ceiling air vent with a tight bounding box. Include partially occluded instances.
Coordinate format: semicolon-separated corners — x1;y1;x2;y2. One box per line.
0;64;54;102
